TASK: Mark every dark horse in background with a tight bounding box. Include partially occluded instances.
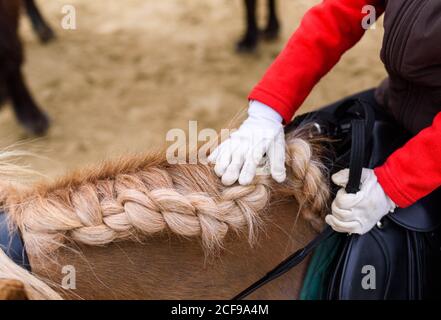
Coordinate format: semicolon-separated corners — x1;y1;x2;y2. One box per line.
237;0;280;52
24;0;55;43
0;0;55;135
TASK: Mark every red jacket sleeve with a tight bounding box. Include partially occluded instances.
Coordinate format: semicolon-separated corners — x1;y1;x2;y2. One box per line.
374;112;441;208
249;0;385;123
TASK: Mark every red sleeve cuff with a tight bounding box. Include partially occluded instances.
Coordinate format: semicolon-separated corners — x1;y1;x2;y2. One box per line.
249;88;295;124
374;165;416;208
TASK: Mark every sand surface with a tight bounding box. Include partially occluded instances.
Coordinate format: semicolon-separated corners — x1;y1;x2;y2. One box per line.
0;0;386;178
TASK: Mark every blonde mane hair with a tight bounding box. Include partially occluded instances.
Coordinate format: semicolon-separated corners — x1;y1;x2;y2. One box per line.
0;128;330;299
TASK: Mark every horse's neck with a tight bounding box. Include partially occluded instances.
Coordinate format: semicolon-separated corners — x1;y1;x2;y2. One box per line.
29;200;316;299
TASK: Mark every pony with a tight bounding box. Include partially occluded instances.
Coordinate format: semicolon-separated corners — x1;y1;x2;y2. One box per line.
0;126;330;299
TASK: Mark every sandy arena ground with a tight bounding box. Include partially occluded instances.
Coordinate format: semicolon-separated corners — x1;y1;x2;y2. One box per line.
0;0;386;178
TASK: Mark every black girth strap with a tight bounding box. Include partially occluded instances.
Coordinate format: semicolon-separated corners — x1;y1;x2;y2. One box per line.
233;111;369;300
0;210;31;271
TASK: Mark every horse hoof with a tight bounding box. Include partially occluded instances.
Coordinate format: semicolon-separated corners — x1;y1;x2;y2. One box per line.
235;36;258;53
36;26;56;44
261;26;280;41
18;111;51;136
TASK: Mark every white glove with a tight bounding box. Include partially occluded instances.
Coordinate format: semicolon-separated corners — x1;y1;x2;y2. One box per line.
325;168;397;235
208;100;286;186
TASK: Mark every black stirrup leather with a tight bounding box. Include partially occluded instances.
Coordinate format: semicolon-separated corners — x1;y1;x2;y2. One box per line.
234;98;441;300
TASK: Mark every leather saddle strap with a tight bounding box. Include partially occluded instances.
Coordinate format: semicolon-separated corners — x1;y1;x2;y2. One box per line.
345;120;365;193
232;116;368;300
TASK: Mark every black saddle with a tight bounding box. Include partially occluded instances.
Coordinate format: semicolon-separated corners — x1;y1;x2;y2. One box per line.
320;102;441;300
234;97;441;300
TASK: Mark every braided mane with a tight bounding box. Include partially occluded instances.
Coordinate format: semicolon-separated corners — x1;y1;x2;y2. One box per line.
1;128;330;258
0;128;330;299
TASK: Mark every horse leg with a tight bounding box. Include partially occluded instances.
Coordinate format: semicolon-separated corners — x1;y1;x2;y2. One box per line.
0;1;49;135
262;0;279;40
23;0;55;43
0;81;6;107
3;67;50;135
236;0;259;53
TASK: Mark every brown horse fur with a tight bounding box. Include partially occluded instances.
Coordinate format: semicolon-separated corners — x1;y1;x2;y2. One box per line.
0;127;330;299
0;279;28;300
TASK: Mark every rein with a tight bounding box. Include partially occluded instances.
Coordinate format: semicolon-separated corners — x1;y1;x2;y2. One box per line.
0;211;31;271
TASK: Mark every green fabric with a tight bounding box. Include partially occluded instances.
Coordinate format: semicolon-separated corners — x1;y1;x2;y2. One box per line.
299;234;343;300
